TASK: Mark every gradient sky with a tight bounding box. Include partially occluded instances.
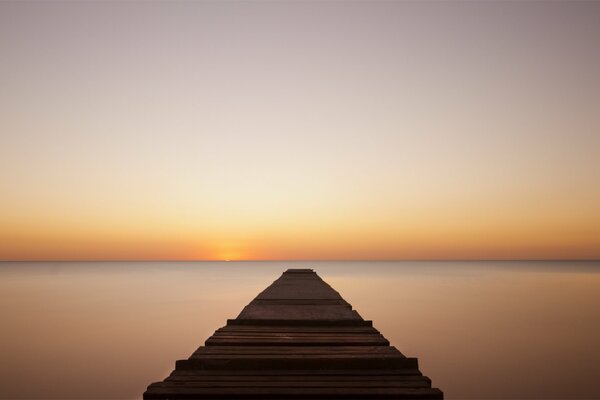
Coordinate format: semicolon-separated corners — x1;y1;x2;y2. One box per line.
1;1;599;260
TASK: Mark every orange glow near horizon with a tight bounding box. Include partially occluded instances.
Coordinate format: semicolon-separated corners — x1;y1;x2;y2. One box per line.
1;2;600;261
1;206;599;260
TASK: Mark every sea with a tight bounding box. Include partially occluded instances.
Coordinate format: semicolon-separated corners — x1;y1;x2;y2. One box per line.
1;261;599;399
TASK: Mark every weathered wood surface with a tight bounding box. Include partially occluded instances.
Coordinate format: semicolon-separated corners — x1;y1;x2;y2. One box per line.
144;268;443;399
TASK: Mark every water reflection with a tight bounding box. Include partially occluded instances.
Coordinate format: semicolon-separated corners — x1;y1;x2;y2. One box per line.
0;261;598;399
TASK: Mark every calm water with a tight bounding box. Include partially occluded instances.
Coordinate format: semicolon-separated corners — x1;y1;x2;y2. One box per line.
1;261;599;399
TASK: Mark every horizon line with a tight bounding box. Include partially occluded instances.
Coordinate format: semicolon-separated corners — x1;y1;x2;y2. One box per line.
1;259;599;263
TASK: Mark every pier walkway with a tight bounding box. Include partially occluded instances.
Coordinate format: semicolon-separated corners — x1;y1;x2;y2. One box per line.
144;268;443;399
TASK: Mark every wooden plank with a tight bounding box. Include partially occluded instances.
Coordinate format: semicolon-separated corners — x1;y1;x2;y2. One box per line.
168;369;424;377
204;340;389;347
165;375;431;383
152;381;432;389
226;318;373;327
211;331;384;337
191;345;404;355
205;340;390;347
236;304;363;322
207;335;388;340
252;299;351;305
145;385;444;399
215;326;380;333
205;334;390;346
176;356;418;370
213;333;384;338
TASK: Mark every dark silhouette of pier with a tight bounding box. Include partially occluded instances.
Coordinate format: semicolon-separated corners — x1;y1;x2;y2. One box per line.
144;268;443;399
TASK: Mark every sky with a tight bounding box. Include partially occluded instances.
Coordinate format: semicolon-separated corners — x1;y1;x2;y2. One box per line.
1;1;599;261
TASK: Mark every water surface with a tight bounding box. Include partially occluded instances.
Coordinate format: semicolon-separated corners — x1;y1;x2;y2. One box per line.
1;261;599;399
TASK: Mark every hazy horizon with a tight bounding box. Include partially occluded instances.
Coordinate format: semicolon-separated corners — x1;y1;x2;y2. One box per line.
3;258;600;262
1;1;599;260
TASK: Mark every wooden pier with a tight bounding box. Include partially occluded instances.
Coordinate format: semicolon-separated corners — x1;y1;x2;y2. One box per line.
144;268;443;399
